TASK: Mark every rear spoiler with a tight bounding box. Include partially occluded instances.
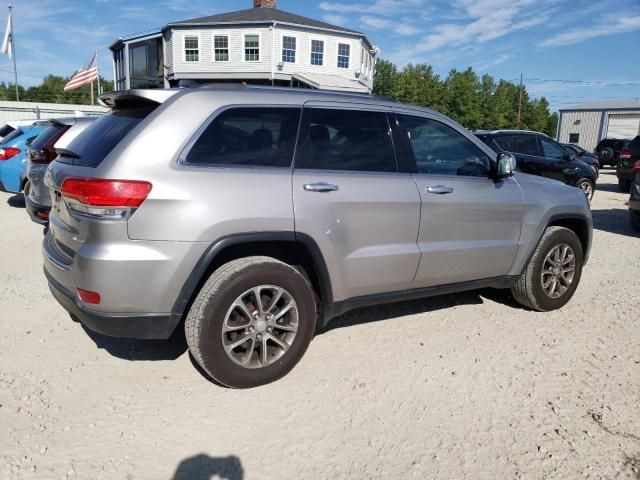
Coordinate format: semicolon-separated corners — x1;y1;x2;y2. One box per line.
98;89;180;109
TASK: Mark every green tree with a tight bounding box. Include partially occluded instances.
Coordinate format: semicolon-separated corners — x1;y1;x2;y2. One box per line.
372;59;398;98
444;67;483;128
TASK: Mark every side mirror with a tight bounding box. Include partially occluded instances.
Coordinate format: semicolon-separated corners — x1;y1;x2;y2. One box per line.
563;152;575;161
496;153;516;178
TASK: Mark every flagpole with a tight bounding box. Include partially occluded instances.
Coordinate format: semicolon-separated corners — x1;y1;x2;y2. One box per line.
96;48;101;95
7;4;18;101
90;79;94;105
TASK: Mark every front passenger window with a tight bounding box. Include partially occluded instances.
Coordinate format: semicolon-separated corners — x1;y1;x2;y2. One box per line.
540;138;567;160
397;114;491;177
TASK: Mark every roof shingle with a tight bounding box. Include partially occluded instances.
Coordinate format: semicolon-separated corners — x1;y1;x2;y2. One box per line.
168;6;363;35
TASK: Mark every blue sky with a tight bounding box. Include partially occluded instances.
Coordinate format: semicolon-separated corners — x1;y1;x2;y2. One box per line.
3;0;640;111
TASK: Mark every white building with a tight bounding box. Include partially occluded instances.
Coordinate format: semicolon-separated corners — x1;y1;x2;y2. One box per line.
110;0;377;94
557;99;640;151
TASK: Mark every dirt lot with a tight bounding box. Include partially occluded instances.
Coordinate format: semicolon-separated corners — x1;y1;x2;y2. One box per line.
1;171;639;480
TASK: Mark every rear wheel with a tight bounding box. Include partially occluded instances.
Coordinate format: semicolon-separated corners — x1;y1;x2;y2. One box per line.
185;256;317;388
576;178;594;202
619;179;631;193
631;210;640;233
511;226;583;311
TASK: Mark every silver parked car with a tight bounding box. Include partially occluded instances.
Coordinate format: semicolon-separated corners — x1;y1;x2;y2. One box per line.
42;86;592;388
25;117;97;224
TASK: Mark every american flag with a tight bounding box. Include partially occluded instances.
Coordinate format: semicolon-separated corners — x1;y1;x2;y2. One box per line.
64;53;99;92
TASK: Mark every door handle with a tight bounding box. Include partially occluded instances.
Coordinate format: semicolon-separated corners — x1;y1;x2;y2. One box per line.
426;185;454;194
303;182;339;192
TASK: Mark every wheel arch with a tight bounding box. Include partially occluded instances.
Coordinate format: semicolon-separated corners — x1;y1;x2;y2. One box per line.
171;232;333;322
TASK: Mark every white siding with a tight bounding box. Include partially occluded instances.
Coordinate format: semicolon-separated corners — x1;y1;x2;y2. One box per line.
559;109;640;151
171;27;273;75
166;24;374;90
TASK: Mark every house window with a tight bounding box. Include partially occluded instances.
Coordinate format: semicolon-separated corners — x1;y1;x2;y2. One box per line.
311;40;324;66
213;35;229;62
569;133;579;143
337;43;350;68
184;35;199;62
244;34;260;62
282;36;296;63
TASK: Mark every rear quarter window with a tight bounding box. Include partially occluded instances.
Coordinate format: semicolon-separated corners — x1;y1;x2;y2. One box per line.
30;124;66;151
58;107;153;167
0;124;15;138
0;128;24;145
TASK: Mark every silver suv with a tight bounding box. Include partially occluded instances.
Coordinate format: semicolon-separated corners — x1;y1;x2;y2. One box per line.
43;86;592;388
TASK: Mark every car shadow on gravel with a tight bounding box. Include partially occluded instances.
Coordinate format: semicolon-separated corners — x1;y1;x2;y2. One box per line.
318;288;519;335
6;193;25;208
591;208;638;238
82;324;188;361
595;182;625;194
171;454;243;480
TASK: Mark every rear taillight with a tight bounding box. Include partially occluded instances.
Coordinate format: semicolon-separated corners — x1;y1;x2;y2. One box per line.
633;160;640;173
31;125;70;164
0;146;20;160
60;178;152;218
619;149;632;159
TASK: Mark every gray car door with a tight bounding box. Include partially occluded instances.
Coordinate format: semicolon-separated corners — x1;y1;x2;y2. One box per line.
394;112;524;287
292;104;422;302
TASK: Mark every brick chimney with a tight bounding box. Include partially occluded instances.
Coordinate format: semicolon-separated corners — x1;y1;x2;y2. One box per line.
254;0;276;7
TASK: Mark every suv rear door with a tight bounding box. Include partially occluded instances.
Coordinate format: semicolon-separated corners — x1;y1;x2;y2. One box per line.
394;113;524;287
292;104;421;301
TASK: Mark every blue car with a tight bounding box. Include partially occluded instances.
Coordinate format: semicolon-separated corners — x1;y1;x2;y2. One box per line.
0;122;48;193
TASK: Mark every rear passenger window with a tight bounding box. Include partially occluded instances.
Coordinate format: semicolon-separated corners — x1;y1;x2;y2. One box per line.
295;108;396;172
397;115;490;177
184;108;301;167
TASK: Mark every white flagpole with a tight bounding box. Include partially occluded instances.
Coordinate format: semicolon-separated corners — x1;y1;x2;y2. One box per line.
96;48;101;95
90;78;94;105
7;5;18;101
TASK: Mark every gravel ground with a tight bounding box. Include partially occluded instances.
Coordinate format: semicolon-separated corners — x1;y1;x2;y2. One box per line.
1;171;639;480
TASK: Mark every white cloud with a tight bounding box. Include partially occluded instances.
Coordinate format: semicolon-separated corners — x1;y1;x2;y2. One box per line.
540;14;640;47
360;15;392;29
475;53;512;71
385;0;555;66
320;0;427;16
321;13;348;26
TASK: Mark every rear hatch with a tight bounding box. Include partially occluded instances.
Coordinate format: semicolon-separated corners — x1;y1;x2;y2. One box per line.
45;90;176;265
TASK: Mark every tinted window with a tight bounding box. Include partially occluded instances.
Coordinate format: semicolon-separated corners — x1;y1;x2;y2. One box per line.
59;107;153;167
185;108;301;168
540;137;566;160
30;124;66;151
0;124;15;138
397;115;490;177
494;135;516;152
568;133;579;143
0;128;25;145
515;135;540;156
296;109;396;172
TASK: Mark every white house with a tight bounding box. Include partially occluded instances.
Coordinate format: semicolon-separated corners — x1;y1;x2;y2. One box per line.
110;0;378;93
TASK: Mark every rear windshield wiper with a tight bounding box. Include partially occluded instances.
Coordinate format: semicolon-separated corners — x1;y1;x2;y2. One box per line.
55;147;82;159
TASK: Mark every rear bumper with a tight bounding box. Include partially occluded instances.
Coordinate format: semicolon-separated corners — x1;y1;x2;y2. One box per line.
45;268;180;339
25;196;50;225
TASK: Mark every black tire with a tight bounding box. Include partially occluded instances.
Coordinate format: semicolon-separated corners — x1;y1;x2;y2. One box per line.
619;179;631;193
511;226;583;312
576;177;595;202
631;210;640;233
185;256;317;388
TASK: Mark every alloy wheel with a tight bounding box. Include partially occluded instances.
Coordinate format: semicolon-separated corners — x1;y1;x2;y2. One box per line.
541;244;576;299
221;285;298;369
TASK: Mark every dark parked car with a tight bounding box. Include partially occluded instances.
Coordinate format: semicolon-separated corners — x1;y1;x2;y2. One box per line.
618;136;640;193
595;138;632;169
475;130;598;201
561;143;600;176
629;159;640;232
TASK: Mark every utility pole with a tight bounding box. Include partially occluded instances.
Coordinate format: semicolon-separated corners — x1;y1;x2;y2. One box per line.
517;73;523;129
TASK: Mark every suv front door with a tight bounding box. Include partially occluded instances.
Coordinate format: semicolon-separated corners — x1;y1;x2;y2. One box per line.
292;105;422;302
395;113;524;287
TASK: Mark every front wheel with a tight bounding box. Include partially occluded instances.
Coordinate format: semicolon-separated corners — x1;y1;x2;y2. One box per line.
185;256;317;388
576;178;595;202
511;226;583;311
